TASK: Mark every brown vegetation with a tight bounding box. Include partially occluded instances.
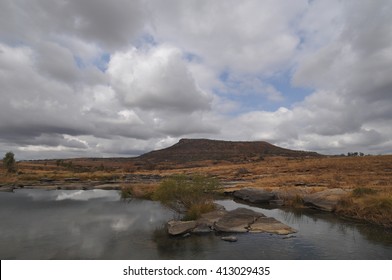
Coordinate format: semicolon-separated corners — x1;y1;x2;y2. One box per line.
1;141;391;227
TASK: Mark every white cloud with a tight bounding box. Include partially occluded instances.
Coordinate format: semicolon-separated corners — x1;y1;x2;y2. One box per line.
0;0;147;50
148;0;306;73
108;44;212;112
1;0;392;159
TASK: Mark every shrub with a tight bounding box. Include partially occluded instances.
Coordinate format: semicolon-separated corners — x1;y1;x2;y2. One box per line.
3;152;17;173
352;187;377;197
183;203;216;221
152;174;220;219
292;194;304;207
120;184;156;200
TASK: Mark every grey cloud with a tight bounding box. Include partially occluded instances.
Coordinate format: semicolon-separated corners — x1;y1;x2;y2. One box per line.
148;0;305;73
0;0;147;50
35;42;80;83
1;0;392;159
154;112;220;137
284;0;392;153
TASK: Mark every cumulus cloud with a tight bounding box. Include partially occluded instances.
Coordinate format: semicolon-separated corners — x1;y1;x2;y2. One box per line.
0;0;392;158
0;0;147;49
108;45;212;112
148;0;305;73
288;0;392;153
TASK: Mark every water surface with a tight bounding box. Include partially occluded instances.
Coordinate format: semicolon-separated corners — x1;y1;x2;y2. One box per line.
0;189;391;259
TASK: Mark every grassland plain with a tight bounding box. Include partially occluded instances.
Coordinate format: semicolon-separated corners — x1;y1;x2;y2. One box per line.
1;154;391;228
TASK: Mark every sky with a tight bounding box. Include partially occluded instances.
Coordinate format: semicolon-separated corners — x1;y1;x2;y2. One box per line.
1;0;392;160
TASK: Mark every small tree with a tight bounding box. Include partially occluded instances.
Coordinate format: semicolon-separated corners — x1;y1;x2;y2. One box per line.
3;152;16;173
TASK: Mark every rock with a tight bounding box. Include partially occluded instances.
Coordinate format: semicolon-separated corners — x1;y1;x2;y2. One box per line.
233;188;277;204
192;223;212;233
94;184;121;190
64;177;80;182
221;236;238;242
197;209;228;227
214;208;265;233
40;178;55;183
269;199;284;206
282;235;296;239
0;186;14;192
167;220;197;235
167;207;296;237
249;217;297;235
303;188;348;212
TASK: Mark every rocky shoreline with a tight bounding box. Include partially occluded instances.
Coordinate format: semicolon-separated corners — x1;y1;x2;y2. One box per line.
164;187;351;241
0;174;163;192
0;182;122;192
229;187;348;212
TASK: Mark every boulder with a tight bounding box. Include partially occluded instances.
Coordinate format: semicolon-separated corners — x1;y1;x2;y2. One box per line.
249;217;297;235
214;208;265;233
303;188;348;212
233;188;277;204
167;220;197;235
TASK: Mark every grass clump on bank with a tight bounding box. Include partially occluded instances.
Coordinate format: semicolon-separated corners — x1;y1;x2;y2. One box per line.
336;188;392;228
352;187;378;197
152;174;220;220
120;183;157;200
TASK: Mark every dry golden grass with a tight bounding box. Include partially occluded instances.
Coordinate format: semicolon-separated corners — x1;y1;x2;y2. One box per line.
2;155;391;190
2;154;392;227
120;183;158;199
336;188;392;227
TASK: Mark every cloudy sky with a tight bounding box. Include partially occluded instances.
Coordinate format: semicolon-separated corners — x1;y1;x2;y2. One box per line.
1;0;392;159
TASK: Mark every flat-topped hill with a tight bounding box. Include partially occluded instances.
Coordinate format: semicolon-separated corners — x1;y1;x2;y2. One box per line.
137;138;321;163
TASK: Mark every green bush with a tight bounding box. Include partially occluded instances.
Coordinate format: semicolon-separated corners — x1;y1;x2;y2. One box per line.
152;174;220;219
183;203;216;221
352;187;377;197
3;152;16;173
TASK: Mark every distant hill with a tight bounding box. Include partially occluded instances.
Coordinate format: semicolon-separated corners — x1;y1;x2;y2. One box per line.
136;138;322;163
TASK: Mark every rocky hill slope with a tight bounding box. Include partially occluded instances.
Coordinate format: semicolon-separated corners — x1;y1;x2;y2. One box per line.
136;138;321;163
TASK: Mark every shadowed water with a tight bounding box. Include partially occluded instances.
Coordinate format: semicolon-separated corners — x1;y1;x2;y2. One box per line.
0;189;391;259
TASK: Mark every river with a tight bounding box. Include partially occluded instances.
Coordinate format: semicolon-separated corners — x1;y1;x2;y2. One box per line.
0;189;391;259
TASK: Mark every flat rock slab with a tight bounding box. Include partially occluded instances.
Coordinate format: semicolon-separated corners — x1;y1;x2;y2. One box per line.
168;207;296;236
303;188;348;212
214;208;265;233
249;217;297;235
197;209;228;227
233;188;277;204
167;220;197;235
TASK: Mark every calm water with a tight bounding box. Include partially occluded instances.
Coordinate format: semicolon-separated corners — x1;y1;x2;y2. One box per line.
0;189;391;259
